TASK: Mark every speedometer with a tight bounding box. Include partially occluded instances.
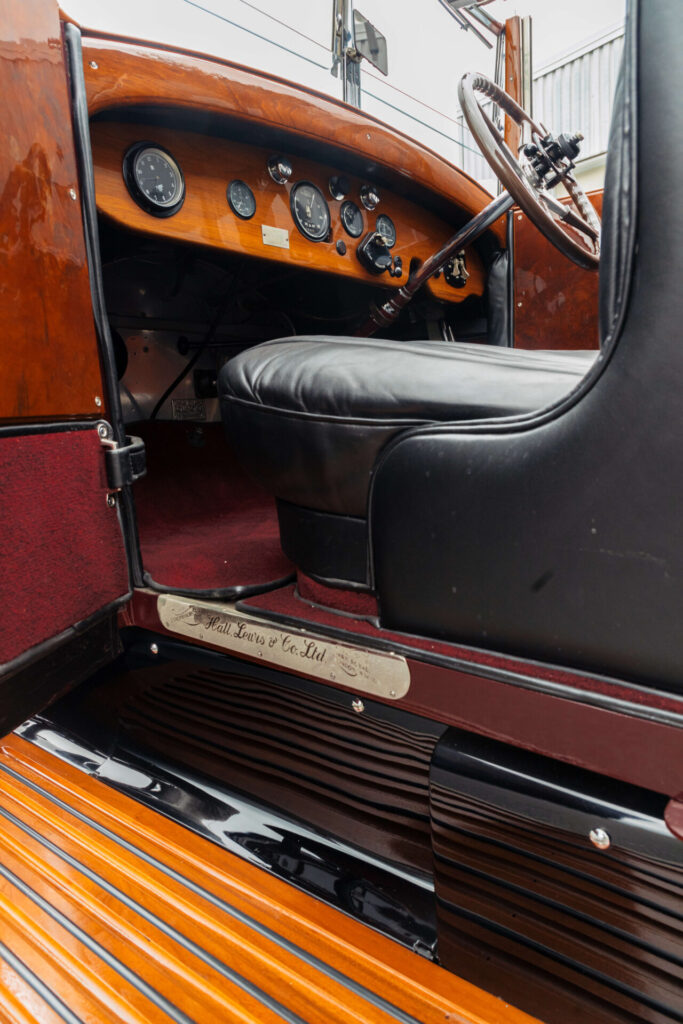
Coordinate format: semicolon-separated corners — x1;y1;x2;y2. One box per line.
123;142;185;217
290;182;331;242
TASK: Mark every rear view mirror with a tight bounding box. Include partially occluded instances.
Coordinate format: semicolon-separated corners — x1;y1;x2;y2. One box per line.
353;10;388;75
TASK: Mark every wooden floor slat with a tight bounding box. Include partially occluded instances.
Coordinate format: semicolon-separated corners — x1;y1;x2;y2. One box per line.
0;735;542;1024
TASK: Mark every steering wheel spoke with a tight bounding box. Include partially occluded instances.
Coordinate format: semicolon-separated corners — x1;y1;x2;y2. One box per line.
457;72;601;269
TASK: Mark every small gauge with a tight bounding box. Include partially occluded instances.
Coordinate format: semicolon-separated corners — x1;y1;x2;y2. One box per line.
268;155;293;184
376;214;396;248
123;142;185;217
360;184;380;210
227;179;256;220
290;181;331;242
328;175;350;201
340;199;363;238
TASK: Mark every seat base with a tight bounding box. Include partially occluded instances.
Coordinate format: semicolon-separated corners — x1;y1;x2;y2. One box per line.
277;500;370;587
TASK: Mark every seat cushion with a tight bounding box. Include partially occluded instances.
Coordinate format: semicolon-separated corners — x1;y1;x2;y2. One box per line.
219;336;596;517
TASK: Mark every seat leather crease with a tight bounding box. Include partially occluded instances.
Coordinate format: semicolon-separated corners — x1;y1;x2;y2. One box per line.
370;1;683;691
219;338;594;517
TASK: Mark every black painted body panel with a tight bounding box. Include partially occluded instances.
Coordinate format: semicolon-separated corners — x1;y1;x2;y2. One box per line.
431;728;683;1023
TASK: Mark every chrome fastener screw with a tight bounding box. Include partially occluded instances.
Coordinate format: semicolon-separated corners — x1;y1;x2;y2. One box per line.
97;423;109;439
89;60;98;69
106;493;116;508
94;395;102;407
589;827;611;850
351;698;364;714
150;643;159;656
69;187;77;201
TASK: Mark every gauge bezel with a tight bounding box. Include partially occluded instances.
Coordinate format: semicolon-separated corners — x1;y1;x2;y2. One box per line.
375;214;397;248
122;141;185;218
226;179;256;220
289;181;331;242
340;199;364;239
360;184;380;211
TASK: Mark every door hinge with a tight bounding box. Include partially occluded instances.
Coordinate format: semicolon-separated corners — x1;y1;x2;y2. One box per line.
97;422;147;490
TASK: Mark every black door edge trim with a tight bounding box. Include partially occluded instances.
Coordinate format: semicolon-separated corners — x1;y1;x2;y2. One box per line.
0;598;129;684
0;420;98;439
63;22;145;588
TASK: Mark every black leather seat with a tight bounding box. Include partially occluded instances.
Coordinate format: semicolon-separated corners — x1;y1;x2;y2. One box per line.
219;337;595;518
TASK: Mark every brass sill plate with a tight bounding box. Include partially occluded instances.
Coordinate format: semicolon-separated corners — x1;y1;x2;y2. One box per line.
157;594;410;699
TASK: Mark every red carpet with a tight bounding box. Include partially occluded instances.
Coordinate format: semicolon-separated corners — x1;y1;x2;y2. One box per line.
132;422;293;592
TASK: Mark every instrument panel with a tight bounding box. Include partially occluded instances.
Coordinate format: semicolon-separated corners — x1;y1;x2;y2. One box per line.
91;121;486;303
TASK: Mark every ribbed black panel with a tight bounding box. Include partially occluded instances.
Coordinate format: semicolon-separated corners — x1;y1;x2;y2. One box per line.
431;730;683;1024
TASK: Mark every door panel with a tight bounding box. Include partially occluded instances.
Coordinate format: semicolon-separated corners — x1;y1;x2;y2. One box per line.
513;189;603;351
0;0;104;422
0;0;130;729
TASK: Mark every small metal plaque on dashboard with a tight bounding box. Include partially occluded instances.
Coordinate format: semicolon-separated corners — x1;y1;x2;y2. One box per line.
261;225;289;249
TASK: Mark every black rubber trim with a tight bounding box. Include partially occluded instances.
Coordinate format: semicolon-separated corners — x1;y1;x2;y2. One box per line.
0;802;308;1024
0;940;85;1024
0;850;195;1024
141;570;295;600
63;23;145;589
0;600;127;683
506;207;515;347
0;758;427;1024
233;599;683;730
0;420;97;438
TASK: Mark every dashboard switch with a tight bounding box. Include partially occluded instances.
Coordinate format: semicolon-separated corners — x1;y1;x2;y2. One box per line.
356;231;392;274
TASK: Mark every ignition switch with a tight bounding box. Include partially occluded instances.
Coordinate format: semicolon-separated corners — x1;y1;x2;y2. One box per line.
356;231;392;275
444;250;469;288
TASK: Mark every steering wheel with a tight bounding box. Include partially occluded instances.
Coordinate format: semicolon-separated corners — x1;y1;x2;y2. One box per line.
458;73;601;270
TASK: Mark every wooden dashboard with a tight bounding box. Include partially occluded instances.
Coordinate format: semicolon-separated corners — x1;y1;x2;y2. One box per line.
92;121;486;303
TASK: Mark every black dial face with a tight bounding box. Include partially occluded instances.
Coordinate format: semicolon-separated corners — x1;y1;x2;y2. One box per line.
340;200;363;238
227;179;256;219
376;214;396;248
290;181;330;242
123;143;185;217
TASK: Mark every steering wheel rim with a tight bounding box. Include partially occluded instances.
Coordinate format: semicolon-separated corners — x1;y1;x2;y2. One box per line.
458;72;601;270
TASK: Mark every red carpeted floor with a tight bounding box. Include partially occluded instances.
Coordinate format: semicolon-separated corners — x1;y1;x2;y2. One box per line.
132;422;293;592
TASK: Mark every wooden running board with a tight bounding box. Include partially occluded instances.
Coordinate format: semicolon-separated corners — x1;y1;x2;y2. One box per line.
0;735;541;1024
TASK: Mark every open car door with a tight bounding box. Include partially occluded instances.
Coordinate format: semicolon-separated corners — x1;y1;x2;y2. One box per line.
0;0;135;734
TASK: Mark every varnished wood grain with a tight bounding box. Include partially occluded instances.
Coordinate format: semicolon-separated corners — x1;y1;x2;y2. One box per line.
0;1;104;422
504;17;522;155
514;189;603;349
81;37;507;250
0;734;542;1024
92;120;486;302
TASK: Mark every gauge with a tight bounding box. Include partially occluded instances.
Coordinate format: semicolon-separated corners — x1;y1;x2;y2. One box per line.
328;175;350;201
123;142;185;217
360;184;380;210
268;155;292;184
227;179;256;220
290;181;331;242
340;200;363;238
375;214;396;248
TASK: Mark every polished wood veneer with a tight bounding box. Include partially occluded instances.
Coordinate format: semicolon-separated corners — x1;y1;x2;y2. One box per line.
0;734;541;1024
514;190;604;349
92;120;486;301
81;37;503;239
0;2;103;422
